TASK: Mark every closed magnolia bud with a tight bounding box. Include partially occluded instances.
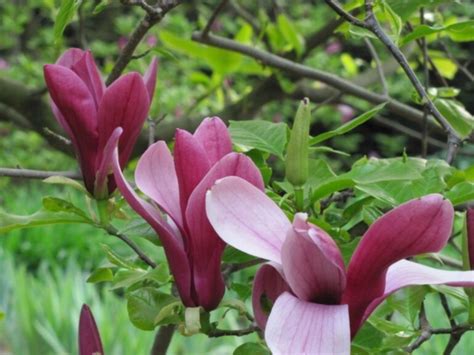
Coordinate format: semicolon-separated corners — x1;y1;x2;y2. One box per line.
286;98;311;187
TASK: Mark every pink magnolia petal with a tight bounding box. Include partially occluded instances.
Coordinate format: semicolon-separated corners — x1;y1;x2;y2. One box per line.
357;260;474;334
206;176;291;264
143;57;158;100
185;153;264;310
105;131;194;306
193;117;232;165
135;141;183;229
44;64;98;192
174;129;211;214
252;263;291;330
281;213;346;304
79;304;103;355
343;194;454;336
265;292;350;355
71;50;105;109
56;48;85;67
97;72;150;169
467;209;474;269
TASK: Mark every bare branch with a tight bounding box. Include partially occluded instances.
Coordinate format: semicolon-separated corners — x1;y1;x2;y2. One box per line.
363;38;388;97
207;325;259;338
202;0;229;38
0;167;81;180
106;1;181;85
324;0;366;28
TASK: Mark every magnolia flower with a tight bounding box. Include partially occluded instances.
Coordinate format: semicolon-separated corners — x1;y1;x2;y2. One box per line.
206;177;474;354
103;118;264;310
466;209;474;270
44;48;158;198
79;305;103;355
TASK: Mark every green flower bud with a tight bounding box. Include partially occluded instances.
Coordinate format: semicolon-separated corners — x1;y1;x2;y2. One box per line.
285;97;311;187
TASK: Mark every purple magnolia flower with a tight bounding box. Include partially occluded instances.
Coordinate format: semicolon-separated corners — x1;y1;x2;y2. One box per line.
206;177;474;354
102;118;264;310
79;305;103;355
44;48;158;198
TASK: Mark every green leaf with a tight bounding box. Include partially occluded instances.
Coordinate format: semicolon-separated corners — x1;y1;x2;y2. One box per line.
42;196;90;220
53;0;81;44
93;0;111;14
380;0;403;40
110;269;146;290
352;322;384;351
0;310;4;321
230;120;288;159
154;301;182;326
309;103;386;145
435;98;474;138
0;208;87;234
222;246;256;264
401;21;474;46
276;14;305;56
446;182;474;206
231;282;252;300
43;175;88;194
144;264;170;284
387;0;451;21
127;287;179;330
234;343;270;355
86;267;114;283
101;244;138;270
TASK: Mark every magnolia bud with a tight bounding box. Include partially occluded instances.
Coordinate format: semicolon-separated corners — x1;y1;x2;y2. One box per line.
285;98;311;187
463;209;474;270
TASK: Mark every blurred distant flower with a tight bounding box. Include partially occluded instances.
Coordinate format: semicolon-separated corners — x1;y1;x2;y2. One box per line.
0;58;9;70
337;104;355;123
325;40;342;54
44;48;158;198
146;35;157;47
118;36;128;50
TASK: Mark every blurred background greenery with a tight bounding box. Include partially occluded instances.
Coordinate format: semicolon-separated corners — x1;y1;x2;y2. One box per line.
1;0;474;354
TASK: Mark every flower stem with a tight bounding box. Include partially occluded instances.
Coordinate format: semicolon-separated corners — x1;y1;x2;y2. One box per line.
295;187;304;212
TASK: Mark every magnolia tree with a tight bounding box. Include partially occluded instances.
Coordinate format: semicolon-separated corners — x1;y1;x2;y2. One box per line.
1;1;474;354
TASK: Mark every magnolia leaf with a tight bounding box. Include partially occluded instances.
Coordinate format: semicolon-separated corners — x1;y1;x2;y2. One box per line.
86;267;114;283
101;244;138;270
0;208;87;234
229;120;288;159
53;0;82;43
42;196;90;220
110;269;146;290
310;103;386;145
128;288;179;330
435;99;474;138
446;182;474;206
43;175;87;194
234;343;270;355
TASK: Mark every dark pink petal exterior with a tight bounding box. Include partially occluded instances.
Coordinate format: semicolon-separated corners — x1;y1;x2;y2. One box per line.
252;263;291;330
44;64;99;192
185;153;264;310
193;117;233;165
143;57;158;100
281;214;346;304
467;209;474;269
106;129;195;306
79;304;104;355
174;129;211;214
343;194;454;335
265;292;350;355
361;260;474;327
70;51;105;109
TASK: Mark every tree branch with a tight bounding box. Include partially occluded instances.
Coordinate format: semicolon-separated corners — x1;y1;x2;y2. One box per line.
0;167;81;180
201;0;229;38
191;32;429;126
106;1;181;85
150;325;175;355
207;325;259;338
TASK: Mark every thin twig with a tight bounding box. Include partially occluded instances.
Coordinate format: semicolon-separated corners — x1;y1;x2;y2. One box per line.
107;1;180;85
222;258;264;276
405;324;474;352
207;325;259;338
202;0;229;38
363;38;388;97
0;167;81;180
324;0;462;163
439;40;474;82
43;127;71;146
103;224;157;268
